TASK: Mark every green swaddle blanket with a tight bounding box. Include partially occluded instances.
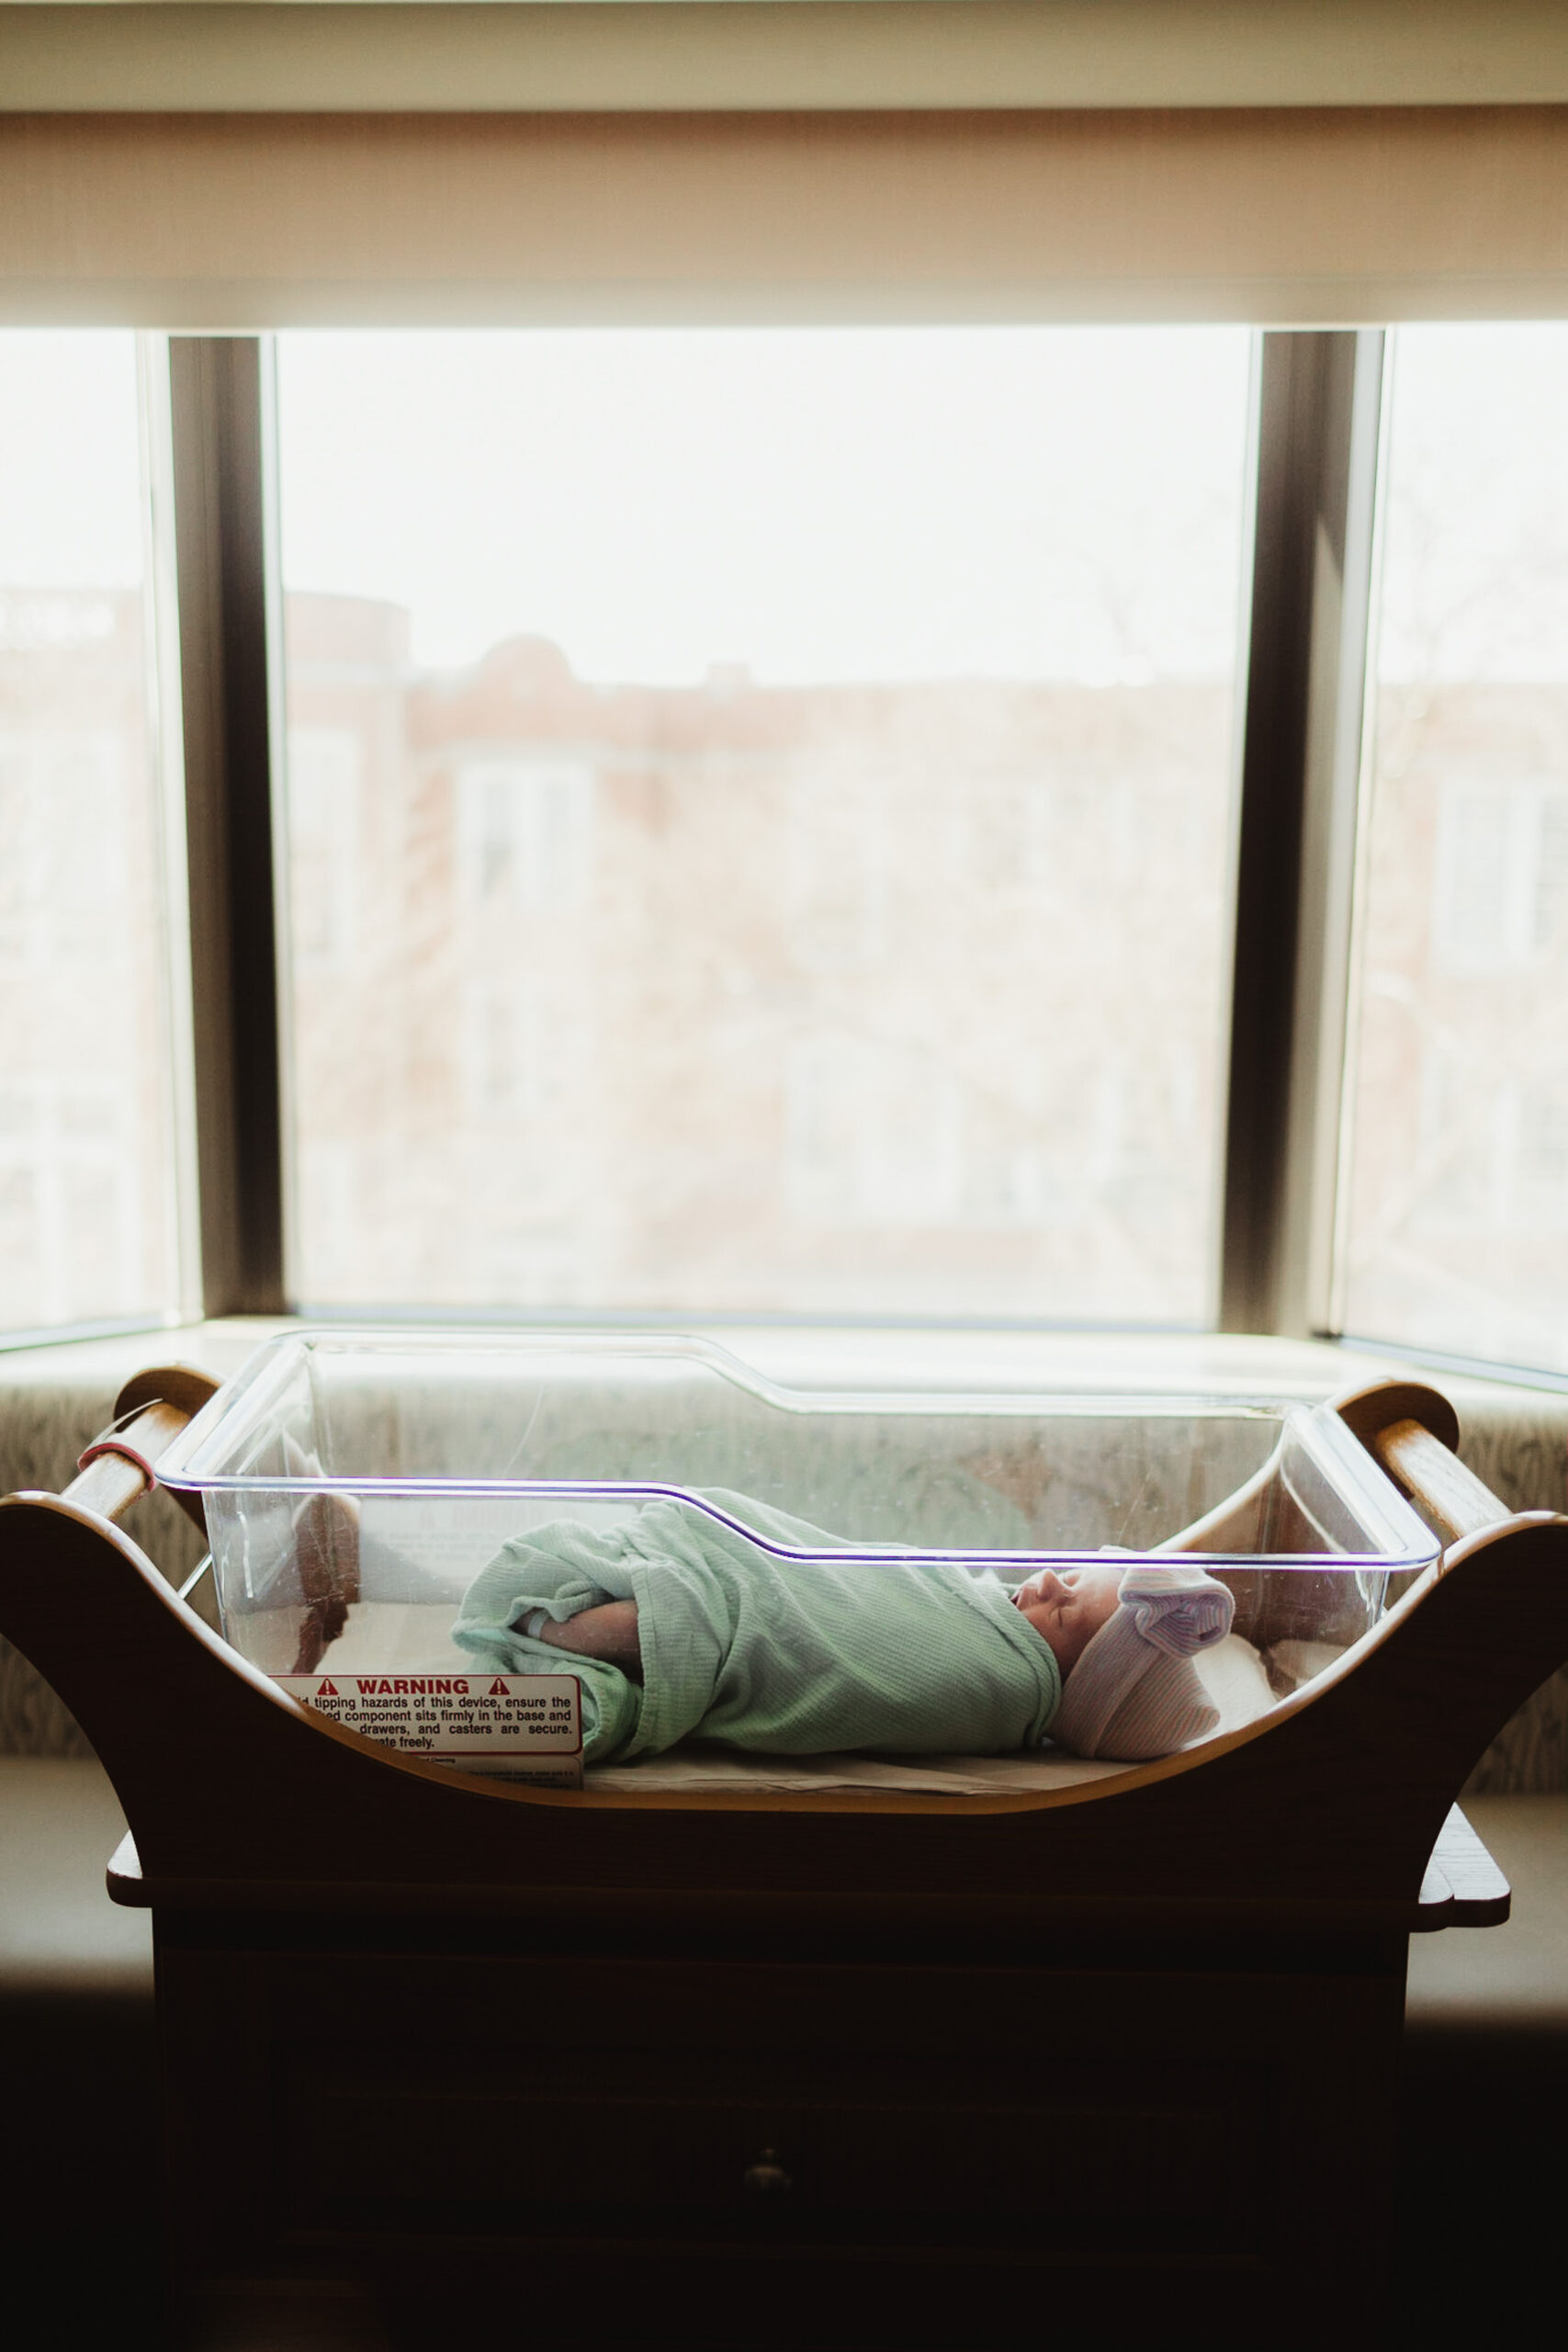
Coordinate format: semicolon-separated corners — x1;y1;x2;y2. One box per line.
453;1489;1062;1765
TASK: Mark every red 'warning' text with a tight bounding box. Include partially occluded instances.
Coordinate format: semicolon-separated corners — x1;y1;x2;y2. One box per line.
272;1668;583;1789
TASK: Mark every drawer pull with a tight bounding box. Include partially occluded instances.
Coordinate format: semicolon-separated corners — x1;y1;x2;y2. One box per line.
742;2149;793;2197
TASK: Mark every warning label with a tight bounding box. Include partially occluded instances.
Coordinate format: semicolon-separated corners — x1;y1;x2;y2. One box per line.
275;1671;583;1789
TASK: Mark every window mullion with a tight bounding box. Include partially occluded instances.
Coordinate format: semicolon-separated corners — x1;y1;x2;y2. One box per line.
137;331;204;1329
167;335;288;1317
1220;328;1384;1336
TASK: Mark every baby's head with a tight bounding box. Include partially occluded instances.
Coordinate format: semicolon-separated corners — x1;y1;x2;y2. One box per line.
1014;1561;1235;1760
1012;1564;1125;1676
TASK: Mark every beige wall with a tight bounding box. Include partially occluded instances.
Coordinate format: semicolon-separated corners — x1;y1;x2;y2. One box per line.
4;3;1568;116
5;106;1568;326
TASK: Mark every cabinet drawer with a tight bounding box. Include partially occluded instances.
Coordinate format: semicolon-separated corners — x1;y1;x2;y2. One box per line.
279;2049;1268;2246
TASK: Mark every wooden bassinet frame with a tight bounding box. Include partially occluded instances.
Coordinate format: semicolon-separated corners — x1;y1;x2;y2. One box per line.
3;1367;1564;2346
5;1368;1560;1923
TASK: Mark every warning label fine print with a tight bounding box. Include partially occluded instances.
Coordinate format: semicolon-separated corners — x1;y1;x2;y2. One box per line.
275;1671;583;1788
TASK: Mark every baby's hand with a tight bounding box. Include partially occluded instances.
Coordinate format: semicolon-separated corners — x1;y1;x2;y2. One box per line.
536;1599;643;1678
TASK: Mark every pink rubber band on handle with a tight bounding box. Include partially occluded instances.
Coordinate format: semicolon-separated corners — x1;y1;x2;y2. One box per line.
76;1437;159;1489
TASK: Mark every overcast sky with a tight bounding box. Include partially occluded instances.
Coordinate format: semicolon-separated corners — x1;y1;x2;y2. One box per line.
0;332;142;595
1377;322;1568;686
274;326;1254;686
6;322;1568;687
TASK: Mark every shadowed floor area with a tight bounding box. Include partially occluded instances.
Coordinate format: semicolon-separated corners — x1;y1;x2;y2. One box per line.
2;1768;1563;2346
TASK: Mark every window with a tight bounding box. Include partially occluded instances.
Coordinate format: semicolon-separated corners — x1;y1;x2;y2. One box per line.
1339;324;1568;1374
1427;780;1568;977
273;327;1252;1321
10;316;1568;1382
286;727;361;972
0;333;186;1338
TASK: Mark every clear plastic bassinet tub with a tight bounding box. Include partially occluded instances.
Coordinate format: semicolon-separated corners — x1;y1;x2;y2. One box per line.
153;1330;1443;1787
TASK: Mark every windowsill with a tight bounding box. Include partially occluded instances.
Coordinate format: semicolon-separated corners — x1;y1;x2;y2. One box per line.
6;1308;1561;1566
0;1311;1562;1453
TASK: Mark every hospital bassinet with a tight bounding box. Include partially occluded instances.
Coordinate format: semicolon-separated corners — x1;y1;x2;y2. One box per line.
2;1340;1564;2350
153;1329;1448;1782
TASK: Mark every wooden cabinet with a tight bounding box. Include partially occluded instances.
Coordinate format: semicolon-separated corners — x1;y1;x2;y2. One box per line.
158;1925;1405;2346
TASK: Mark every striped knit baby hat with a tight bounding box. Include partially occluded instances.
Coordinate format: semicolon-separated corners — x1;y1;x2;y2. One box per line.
1049;1565;1235;1761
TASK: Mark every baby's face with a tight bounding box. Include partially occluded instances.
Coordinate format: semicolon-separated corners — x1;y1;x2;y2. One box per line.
1011;1564;1123;1679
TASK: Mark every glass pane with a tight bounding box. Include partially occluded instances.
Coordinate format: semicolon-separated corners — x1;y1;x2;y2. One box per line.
0;333;180;1336
1342;323;1568;1372
276;328;1252;1320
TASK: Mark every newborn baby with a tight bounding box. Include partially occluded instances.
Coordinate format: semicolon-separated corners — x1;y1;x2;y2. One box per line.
454;1490;1235;1765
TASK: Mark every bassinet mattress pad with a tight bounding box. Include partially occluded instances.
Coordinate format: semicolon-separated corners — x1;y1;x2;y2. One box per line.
310;1600;1320;1796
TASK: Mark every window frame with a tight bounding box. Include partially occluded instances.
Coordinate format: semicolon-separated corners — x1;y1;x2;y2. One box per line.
152;324;1369;1337
4;317;1548;1368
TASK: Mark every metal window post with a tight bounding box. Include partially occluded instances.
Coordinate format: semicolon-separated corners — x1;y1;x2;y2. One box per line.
1221;329;1384;1338
167;336;288;1317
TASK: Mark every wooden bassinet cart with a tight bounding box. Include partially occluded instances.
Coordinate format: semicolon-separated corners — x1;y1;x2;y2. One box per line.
2;1367;1564;2350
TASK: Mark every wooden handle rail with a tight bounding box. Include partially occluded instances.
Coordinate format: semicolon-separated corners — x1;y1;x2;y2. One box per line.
1372;1418;1509;1545
61;1365;220;1534
1333;1377;1508;1548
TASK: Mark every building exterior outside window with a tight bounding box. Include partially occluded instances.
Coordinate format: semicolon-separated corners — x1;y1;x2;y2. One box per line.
0;333;182;1337
1341;324;1568;1374
276;326;1251;1323
9;319;1568;1378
